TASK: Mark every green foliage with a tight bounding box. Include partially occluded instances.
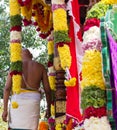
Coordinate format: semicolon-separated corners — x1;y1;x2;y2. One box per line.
54;30;71;44
81;86;106;110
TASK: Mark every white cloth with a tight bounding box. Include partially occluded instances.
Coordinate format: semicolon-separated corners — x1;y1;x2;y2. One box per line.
9;92;41;130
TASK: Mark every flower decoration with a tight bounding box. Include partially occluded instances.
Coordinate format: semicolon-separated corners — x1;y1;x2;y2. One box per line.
83;116;111;130
18;0;53;38
83;106;106;119
81;86;106;110
58;44;71;70
80;1;111;129
81;50;105;90
48;75;56;91
84;18;100;31
10;0;22;109
51;104;55;117
12;101;19;109
86;1;109;19
101;0;117;4
82;39;102;53
64;77;76;87
47;40;54;55
82;26;101;44
39;121;49;130
48;117;55;130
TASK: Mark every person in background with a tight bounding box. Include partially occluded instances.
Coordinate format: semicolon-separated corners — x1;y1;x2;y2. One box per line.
2;48;51;130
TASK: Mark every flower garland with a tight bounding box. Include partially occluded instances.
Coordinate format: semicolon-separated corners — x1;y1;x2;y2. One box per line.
81;50;105;90
83;116;111;130
39;120;49;130
47;32;56;130
101;0;117;4
78;1;111;129
18;0;53;38
52;0;76;87
10;0;22;109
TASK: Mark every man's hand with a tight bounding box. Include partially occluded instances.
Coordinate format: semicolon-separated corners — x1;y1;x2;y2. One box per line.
2;110;8;122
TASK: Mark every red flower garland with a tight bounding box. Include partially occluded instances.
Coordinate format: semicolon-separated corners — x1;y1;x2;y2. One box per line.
10;26;22;31
84;18;100;31
83;106;107;119
10;71;22;77
18;0;31;6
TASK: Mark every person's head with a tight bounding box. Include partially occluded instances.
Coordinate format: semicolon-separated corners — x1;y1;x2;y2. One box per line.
22;48;33;60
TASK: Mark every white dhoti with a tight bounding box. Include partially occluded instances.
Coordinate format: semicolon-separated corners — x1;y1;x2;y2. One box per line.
9;90;41;130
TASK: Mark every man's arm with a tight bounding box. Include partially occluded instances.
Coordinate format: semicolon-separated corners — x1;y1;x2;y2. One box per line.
42;67;51;118
2;72;12;122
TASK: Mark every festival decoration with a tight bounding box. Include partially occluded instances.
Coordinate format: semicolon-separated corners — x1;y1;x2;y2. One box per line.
9;0;22;108
38;121;49;130
18;0;53;38
65;0;83;123
52;0;76;88
78;1;112;129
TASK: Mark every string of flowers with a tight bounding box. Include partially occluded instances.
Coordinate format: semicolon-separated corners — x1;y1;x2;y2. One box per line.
101;0;117;4
78;1;111;130
47;32;56;130
38;120;49;130
18;0;53;39
9;0;22;109
52;0;76;87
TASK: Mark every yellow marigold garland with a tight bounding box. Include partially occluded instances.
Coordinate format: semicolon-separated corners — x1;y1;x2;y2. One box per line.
12;74;22;94
81;50;105;90
48;76;56;91
10;43;22;62
64;77;76;87
47;40;54;55
10;0;20;16
53;8;68;31
12;101;19;109
10;0;22;109
101;0;117;4
58;44;71;70
21;5;32;21
51;104;55;117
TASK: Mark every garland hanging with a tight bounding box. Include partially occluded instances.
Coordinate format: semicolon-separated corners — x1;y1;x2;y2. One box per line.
52;0;76;87
9;0;22;109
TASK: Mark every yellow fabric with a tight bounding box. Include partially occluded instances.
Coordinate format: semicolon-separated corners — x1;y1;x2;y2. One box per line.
20;89;39;93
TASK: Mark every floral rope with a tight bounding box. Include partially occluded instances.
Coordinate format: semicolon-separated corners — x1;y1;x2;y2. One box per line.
52;0;76;87
79;1;111;129
10;0;22;108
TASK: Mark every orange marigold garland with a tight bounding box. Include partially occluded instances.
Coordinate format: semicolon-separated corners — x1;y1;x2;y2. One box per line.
18;0;53;39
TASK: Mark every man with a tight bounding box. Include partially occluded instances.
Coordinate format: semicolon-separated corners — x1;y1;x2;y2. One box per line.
2;48;51;130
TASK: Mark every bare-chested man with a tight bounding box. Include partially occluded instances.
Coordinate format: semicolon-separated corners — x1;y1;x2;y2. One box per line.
2;48;51;130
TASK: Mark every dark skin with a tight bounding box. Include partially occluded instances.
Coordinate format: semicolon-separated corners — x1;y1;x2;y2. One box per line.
2;49;51;122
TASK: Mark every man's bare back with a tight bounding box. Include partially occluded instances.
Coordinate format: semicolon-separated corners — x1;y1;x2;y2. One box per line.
22;60;45;90
21;49;50;93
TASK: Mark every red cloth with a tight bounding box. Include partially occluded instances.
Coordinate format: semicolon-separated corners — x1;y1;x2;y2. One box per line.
66;16;83;122
70;0;82;41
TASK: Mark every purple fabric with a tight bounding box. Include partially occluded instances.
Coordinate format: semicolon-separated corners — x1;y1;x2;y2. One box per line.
107;30;117;93
107;30;117;127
